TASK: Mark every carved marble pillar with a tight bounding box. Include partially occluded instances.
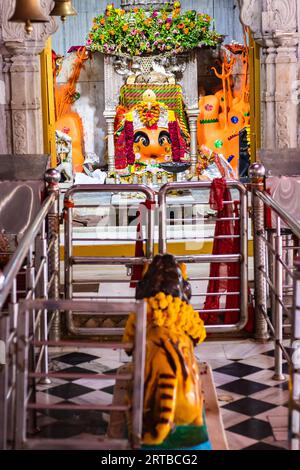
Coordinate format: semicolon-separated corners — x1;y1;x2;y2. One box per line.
179;50;199;173
239;0;299;151
0;54;7;153
261;40;277;148
103;54;125;173
186;110;198;172
103;110;117;174
0;0;57;155
7;42;46;154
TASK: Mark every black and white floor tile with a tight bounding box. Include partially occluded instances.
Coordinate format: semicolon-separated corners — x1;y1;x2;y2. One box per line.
34;342;290;450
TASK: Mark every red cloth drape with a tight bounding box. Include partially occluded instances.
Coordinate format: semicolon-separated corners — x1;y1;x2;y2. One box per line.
201;178;239;324
168;120;187;161
265;188;273;230
201;178;254;331
130;200;154;287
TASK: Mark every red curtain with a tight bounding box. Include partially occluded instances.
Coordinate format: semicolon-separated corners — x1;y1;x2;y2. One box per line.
201;178;253;331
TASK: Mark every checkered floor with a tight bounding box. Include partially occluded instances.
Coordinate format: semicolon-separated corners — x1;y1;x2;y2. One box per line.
34;342;290;450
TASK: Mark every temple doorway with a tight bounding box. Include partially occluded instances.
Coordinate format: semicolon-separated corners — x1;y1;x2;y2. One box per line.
42;0;260;182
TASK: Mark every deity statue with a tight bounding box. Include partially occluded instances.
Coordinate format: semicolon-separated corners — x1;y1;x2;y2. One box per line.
115;89;189;169
197;48;250;178
123;254;207;448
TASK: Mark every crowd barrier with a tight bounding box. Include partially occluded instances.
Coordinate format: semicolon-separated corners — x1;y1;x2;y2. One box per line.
0;166;299;449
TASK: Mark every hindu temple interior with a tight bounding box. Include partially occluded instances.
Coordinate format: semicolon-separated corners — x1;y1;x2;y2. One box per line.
0;0;300;453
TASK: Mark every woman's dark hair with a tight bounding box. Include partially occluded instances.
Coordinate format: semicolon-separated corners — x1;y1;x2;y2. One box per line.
135;254;192;302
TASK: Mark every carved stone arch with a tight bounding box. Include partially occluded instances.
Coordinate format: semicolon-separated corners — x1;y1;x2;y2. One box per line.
266;0;297;33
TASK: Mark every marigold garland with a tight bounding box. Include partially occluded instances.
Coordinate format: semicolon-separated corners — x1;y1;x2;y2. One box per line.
136;101;161;128
123;292;206;345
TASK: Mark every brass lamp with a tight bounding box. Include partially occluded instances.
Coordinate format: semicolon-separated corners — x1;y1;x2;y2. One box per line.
9;0;49;35
50;0;77;22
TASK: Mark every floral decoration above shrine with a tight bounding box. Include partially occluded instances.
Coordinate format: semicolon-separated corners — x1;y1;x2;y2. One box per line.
86;2;221;57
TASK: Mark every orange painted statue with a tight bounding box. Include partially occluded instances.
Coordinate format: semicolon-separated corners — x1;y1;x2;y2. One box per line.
197;94;240;176
123;254;206;445
197;48;250;177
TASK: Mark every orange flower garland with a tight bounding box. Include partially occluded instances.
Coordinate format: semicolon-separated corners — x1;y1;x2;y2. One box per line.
123;292;206;345
136;101;161;128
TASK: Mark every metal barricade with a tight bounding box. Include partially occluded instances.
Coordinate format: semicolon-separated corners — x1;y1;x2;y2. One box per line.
158;181;248;333
250;163;300;377
10;298;146;450
63;184;155;335
0;169;60;450
249;162;300;449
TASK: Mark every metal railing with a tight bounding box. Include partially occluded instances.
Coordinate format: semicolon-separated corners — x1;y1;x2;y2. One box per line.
159;181;248;333
0;169;60;450
10;298;146;450
249;163;300;374
1;168;299;449
63;181;249;336
249;162;300;450
63;184;155;335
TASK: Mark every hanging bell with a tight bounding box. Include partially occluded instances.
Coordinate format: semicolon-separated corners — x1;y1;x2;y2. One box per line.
50;0;77;22
9;0;49;35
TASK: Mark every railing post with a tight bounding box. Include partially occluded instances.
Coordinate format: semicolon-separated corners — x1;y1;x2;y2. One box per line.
249;163;269;341
273;216;285;380
45;169;61;341
291;257;300;450
0;314;9;450
132;300;147;449
186;110;199;175
14;308;30;449
39;220;51;385
64;194;73;306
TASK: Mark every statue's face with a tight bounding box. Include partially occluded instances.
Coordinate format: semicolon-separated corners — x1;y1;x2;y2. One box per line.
133;127;172;163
